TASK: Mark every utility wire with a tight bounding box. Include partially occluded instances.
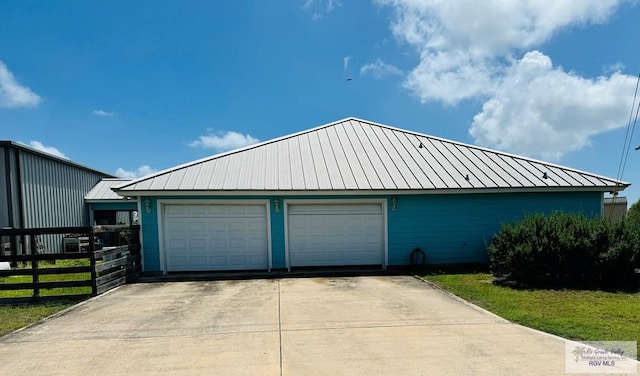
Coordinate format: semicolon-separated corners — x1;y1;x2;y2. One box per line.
616;72;640;183
620;86;640;180
609;72;640;217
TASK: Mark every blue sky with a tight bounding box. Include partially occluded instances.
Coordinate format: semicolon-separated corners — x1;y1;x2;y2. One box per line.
1;1;639;205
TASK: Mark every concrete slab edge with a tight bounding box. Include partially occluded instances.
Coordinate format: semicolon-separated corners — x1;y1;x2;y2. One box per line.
0;285;124;340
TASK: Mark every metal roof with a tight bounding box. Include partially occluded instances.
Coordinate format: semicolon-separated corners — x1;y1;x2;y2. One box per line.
113;118;629;195
85;178;133;202
0;140;114;177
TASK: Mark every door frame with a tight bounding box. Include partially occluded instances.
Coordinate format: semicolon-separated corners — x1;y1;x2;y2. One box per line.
157;199;272;274
284;198;388;271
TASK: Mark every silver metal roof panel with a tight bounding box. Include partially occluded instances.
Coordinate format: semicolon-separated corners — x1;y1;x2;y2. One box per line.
85;178;132;201
113;117;629;195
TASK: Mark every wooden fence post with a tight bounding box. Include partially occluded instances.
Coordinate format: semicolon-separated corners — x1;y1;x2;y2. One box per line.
30;234;39;300
9;234;17;268
88;228;98;296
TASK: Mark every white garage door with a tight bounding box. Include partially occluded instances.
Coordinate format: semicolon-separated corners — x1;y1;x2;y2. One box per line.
287;203;384;267
163;204;269;272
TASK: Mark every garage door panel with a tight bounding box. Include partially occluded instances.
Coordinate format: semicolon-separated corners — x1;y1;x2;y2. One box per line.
289;203;382;215
207;205;228;215
288;203;384;267
229;238;246;248
188;220;206;232
189;238;206;248
190;256;207;266
164;205;186;216
168;255;187;268
163;204;269;272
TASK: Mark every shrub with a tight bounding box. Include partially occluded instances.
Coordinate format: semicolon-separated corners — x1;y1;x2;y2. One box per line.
628;199;640;225
488;212;640;289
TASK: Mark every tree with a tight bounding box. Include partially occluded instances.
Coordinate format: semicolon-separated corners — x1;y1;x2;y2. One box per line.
629;199;640;224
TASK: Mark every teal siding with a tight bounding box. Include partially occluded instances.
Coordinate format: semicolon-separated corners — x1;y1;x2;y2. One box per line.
140;192;602;272
270;199;286;269
140;197;160;272
387;191;602;265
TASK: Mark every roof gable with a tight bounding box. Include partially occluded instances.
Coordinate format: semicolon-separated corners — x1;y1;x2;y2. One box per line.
114;118;628;194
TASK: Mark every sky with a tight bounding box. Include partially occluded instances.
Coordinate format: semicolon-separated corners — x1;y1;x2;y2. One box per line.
1;0;639;205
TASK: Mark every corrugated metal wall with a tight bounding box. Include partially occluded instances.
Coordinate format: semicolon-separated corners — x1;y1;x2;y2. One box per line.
20;151;103;227
0;147;104;253
0;146;23;229
16;149;107;253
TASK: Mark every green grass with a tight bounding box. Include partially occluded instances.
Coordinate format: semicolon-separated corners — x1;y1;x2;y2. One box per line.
424;273;640;355
0;299;82;337
0;259;92;298
0;259;92;337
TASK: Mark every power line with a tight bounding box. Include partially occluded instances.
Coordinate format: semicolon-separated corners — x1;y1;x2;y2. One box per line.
609;72;640;217
620;87;640;180
615;72;640;183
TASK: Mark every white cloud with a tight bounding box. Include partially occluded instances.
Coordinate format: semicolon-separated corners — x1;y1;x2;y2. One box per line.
377;0;624;104
470;51;636;160
22;141;68;159
303;0;342;19
403;51;498;104
115;165;157;179
189;131;260;152
603;62;626;74
376;0;636;159
343;56;351;71
360;59;404;79
92;109;115;117
380;0;620;55
0;60;41;108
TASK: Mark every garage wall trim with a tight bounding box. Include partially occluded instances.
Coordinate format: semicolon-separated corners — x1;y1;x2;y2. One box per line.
156;199;272;274
283;198;388;271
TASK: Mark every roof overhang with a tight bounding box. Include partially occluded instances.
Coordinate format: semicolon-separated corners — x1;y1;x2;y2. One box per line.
112;185;628;197
85;198;138;204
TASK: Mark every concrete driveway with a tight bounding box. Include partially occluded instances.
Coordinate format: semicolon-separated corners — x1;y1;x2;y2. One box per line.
1;276;578;375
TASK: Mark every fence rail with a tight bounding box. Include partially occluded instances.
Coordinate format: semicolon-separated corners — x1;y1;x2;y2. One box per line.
0;225;141;304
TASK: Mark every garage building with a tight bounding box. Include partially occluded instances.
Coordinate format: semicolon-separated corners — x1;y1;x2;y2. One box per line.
112;118;628;274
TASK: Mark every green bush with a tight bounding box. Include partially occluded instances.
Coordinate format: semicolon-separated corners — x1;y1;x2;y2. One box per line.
488;212;640;289
629;199;640;225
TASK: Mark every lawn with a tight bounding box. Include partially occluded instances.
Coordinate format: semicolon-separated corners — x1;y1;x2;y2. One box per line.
0;300;82;337
424;273;640;356
0;259;92;337
0;259;92;298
